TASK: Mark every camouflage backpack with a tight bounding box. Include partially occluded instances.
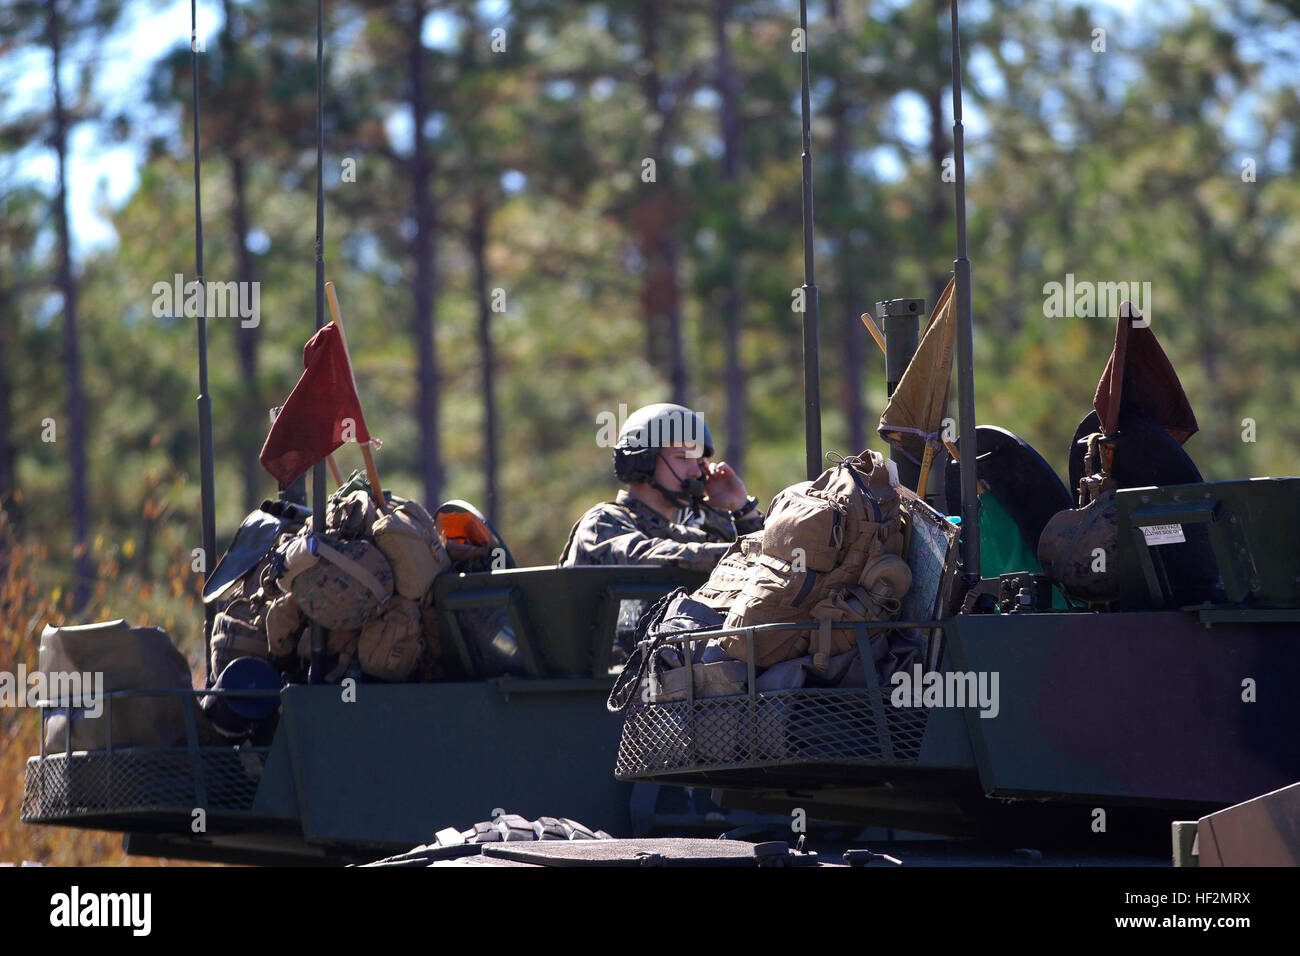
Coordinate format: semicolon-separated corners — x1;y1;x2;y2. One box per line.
279;533;395;631
691;450;908;668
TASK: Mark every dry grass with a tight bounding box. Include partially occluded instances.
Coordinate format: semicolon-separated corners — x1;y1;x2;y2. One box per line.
0;521;219;866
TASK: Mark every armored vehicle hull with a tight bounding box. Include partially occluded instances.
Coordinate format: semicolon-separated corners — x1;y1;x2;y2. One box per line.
22;565;704;866
621;608;1299;850
615;477;1300;855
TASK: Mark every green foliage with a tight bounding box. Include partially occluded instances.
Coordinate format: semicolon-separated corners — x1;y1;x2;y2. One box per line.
4;0;1300;576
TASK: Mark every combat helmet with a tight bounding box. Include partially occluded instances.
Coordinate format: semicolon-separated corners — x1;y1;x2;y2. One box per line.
613;403;714;508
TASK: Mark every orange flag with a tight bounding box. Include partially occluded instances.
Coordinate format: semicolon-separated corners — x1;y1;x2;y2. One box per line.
878;277;956;465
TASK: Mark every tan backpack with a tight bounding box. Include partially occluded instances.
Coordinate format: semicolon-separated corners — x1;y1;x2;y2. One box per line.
211;597;269;676
325;489;378;538
295;626;360;683
358;596;424;681
692;451;907;668
372;498;450;600
40;620;194;753
264;592;304;657
692;532;763;613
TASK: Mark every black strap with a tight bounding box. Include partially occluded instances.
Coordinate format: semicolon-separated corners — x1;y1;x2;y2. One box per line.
607;588;682;712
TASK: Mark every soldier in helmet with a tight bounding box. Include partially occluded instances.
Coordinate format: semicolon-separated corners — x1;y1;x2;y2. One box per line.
559;403;763;571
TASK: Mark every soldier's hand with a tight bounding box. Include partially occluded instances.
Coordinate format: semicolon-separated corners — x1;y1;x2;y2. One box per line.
704;461;748;512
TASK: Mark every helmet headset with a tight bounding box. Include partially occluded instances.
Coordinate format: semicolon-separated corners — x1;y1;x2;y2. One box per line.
611;403;714;509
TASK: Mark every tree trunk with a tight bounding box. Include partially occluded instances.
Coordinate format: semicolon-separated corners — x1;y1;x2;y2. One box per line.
230;154;262;506
469;192;498;526
637;2;662;376
1192;205;1220;415
663;236;686;405
827;0;866;451
409;0;442;507
926;69;949;309
0;285;18;534
48;0;93;610
637;1;686;405
930;0;951;308
713;0;745;468
223;0;261;510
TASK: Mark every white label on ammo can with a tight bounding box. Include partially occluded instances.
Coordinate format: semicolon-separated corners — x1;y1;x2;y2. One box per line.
1141;523;1186;545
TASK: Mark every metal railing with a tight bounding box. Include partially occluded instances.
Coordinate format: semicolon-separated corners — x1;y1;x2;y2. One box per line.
615;618;945;780
632;617;944;704
22;687;281;824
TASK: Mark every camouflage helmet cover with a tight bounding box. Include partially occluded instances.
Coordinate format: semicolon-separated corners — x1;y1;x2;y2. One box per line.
615;403;714;457
1037;490;1120;603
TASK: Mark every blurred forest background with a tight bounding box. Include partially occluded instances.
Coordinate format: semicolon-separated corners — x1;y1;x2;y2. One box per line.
3;0;1300;861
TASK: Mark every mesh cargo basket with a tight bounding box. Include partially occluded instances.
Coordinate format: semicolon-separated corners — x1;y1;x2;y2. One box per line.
22;747;267;821
616;686;929;779
21;687;277;824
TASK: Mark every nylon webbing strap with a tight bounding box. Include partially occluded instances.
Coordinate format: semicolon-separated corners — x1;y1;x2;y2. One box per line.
313;539;389;604
814;618;831;672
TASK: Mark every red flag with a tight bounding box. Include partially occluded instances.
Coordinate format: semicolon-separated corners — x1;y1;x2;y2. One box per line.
1093;305;1198;444
259;325;371;487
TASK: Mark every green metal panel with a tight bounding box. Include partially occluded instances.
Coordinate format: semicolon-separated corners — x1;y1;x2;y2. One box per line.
278;681;632;849
1116;477;1300;610
1171;821;1199;867
946;610;1300;808
249;721;302;818
435;565;707;678
912;674;979;768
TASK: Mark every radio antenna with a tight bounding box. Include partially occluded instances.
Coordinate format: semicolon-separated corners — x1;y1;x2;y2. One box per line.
307;0;329;683
798;0;822;480
950;0;980;580
190;0;217;682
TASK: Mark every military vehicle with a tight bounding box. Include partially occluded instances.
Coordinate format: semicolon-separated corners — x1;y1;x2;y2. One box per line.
607;5;1300;868
19;1;1300;868
23;564;712;865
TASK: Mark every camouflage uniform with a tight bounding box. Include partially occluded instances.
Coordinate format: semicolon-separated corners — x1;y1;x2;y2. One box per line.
559;490;764;572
